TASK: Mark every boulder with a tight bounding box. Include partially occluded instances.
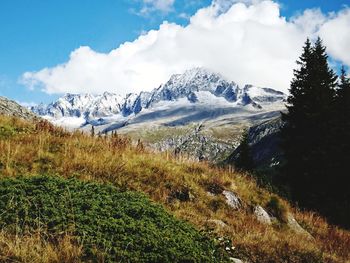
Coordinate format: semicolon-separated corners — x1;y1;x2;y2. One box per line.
230;258;243;263
287;213;313;239
254;205;272;225
223;190;241;210
207;219;227;228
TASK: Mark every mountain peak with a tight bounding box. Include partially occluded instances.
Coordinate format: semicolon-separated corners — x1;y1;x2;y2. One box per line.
31;68;286;126
166;67;233;91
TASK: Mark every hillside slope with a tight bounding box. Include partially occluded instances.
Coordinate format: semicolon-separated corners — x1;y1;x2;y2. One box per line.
0;115;349;262
0;96;37;120
0;176;227;262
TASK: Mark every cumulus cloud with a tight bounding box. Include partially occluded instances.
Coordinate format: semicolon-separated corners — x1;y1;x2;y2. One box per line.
139;0;175;15
22;1;350;96
319;8;350;66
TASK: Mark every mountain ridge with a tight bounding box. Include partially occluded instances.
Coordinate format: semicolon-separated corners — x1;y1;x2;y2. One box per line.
31;68;286;128
0;96;37;120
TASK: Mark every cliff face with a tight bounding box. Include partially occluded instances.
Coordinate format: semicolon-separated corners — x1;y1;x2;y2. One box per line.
226;117;284;169
0;96;37;120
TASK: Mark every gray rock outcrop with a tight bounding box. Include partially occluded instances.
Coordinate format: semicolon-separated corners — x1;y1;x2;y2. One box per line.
0;96;37;120
223;190;242;210
254;205;272;225
287;213;313;239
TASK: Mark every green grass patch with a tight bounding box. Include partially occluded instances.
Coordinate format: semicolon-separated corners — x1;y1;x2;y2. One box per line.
0;175;228;262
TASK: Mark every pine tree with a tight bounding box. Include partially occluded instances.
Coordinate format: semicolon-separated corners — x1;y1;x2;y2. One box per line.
336;66;350;125
332;67;350;226
236;130;254;171
281;38;337;209
281;38;314;200
334;67;350;167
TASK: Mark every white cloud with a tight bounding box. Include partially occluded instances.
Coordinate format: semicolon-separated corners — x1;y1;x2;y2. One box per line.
319;8;350;66
139;0;175;15
22;1;350;96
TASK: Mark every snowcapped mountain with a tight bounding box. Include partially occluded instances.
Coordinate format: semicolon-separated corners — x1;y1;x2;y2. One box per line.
147;68;240;105
32;92;124;119
31;68;286;129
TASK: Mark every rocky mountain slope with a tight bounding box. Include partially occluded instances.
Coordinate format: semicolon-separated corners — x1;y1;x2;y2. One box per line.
0;96;37;120
1;114;349;263
31;68;286;162
226;117;284;169
32;68;286;129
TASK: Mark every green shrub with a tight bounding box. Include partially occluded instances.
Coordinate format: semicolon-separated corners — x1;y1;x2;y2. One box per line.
0;175;228;262
0;125;16;138
266;196;288;223
208;198;226;212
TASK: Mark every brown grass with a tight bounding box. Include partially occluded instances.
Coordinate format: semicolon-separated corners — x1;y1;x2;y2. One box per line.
0;232;82;263
0;115;349;263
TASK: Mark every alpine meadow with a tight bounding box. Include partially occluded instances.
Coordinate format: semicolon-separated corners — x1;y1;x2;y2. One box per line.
0;0;350;262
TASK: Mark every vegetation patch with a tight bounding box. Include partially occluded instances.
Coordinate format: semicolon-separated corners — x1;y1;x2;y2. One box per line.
0;115;349;263
0;176;228;262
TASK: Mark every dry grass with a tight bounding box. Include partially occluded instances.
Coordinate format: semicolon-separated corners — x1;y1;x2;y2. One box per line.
0;115;349;262
0;232;82;263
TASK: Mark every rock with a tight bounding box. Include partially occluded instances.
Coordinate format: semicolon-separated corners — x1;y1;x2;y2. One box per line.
0;96;37;120
223;190;241;210
168;187;195;202
207;219;227;228
254;205;272;225
230;258;243;263
287;213;313;239
206;191;215;197
225;117;284;169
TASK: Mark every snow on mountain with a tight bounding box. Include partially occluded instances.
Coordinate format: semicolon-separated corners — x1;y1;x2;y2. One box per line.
243;85;285;103
147;68;240;106
31;68;286;129
32;92;124;119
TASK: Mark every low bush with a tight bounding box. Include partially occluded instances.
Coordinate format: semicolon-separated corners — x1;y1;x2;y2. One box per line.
0;176;228;262
266;196;288;223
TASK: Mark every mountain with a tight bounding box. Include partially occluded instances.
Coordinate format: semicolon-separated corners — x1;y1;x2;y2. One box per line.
1;113;349;263
0;96;37;120
32;92;124;119
31;68;286;131
226;117;284;169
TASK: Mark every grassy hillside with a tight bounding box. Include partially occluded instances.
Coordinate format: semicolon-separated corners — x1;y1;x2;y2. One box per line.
0;115;349;262
0;176;227;262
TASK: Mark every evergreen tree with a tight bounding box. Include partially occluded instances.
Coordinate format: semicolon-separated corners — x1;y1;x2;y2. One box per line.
332;67;350;226
336;66;350;132
334;66;350;167
281;38;314;200
236;130;254;171
281;38;337;209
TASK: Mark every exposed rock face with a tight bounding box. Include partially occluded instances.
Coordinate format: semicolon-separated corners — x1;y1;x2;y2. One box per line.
32;92;124;119
226;117;284;169
0;96;37;120
153;124;235;163
254;205;272;225
223;190;242;210
31;68;286;127
287;213;313;239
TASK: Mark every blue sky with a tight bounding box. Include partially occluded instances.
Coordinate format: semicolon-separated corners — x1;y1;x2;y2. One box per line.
0;0;348;104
